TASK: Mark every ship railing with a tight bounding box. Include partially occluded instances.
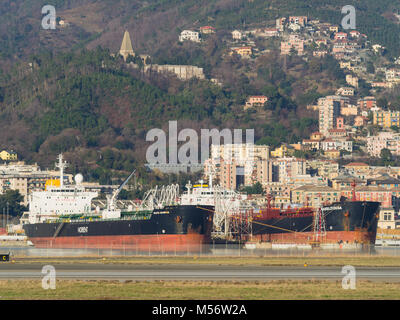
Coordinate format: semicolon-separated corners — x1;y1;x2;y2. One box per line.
46;214;153;224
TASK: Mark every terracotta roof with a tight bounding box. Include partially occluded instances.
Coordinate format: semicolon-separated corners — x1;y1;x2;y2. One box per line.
293;185;334;192
344;162;369;167
325;149;340;153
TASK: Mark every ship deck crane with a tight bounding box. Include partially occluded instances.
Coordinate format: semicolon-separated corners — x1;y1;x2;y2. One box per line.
106;169;136;211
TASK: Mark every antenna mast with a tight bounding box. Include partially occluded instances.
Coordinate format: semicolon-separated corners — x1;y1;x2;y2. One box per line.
55;154;68;188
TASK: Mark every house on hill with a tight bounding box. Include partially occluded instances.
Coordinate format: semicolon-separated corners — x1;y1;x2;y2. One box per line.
0;150;17;161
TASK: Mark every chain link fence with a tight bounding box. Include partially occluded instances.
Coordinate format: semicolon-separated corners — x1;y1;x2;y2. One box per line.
2;240;400;258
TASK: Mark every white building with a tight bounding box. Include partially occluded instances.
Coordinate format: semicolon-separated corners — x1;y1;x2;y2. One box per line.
321;139;353;152
367;132;400;157
273;157;306;183
232;30;244;40
386;69;400;82
179;30;200;42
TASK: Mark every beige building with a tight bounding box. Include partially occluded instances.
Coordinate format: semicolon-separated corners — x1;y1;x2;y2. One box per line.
206;144;270;189
244;96;268;110
0;173;62;205
307;160;339;180
210;144;270;163
341;105;358;116
144;64;205;80
0;150;17;161
378;207;396;229
230;46;252;57
273;157;306;183
0;162;72;206
281;35;304;55
291;185;340;207
346;74;359;88
319;96;341;135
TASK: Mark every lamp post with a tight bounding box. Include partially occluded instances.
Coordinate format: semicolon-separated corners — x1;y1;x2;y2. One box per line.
6;202;9;229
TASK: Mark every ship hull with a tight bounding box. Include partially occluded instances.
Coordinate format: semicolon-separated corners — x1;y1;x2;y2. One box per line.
251;201;380;247
25;234;210;252
23;205;214;252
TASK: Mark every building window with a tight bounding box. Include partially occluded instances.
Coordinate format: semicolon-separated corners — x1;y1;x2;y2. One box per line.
384;213;391;221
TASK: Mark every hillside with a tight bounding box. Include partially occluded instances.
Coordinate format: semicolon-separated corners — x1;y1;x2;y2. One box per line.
1;0;400;184
1;0;400;64
0;45;321;157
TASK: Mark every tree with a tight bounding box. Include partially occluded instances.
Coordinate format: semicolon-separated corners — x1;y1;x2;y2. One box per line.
380;148;392;161
366;61;375;74
0;190;27;218
243;182;264;195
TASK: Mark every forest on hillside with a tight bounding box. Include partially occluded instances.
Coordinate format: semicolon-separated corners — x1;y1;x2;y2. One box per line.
0;0;400;186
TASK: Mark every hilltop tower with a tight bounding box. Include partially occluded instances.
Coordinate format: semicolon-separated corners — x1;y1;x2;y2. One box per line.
119;30;135;61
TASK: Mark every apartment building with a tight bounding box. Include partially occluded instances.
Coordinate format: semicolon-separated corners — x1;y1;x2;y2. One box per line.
280;35;304;55
373;110;400;128
291;185;340;207
273;157;306;183
288;16;308;26
321;139;353;152
367;132;400;157
358;97;376;109
346;74;359;88
318;96;341;135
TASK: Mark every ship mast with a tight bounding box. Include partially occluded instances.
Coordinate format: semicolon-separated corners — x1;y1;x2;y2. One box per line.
55;154;68;188
206;164;215;189
351;180;357;201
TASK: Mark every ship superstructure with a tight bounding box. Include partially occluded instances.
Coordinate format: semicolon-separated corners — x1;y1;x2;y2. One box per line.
21;154;98;224
180;174;248;237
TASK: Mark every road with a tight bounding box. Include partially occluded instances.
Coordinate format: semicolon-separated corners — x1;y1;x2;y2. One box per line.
0;264;399;281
